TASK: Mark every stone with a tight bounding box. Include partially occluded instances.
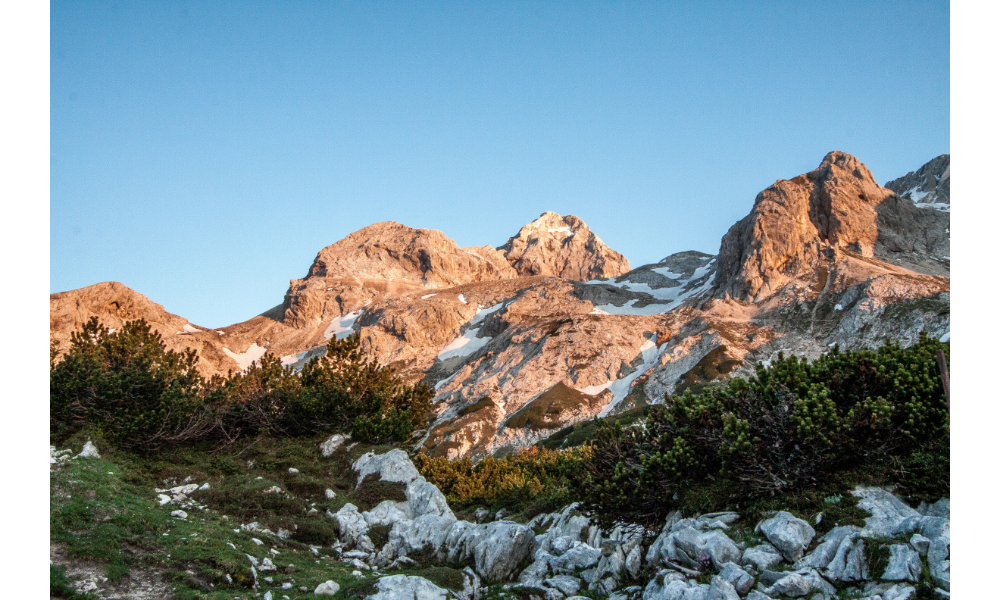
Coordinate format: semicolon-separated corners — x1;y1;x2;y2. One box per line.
357;535;376;553
320;434;350;457
407;477;455;520
794;526;860;570
474;521;537;582
882;545;921;582
264;592;272;600
518;557;552;587
354;450;422;486
456;567;481;600
325;488;337;499
909;534;930;556
883;584;917;600
850;487;920;536
757;512;815;563
925;499;949;519
389;514;457;558
927;538;949;591
333;503;369;544
157;494;171;506
198;482;210;490
259;558;276;572
77;440;101;459
746;592;772;600
314;580;341;595
705;576;741;600
550;543;602;572
364;501;410;528
475;508;491;524
764;573;810;598
170;510;188;519
704;531;742;570
625;545;642;578
365;574;450;600
717;562;754;595
742;543;783;571
824;536;867;583
545;575;581;597
288;468;300;474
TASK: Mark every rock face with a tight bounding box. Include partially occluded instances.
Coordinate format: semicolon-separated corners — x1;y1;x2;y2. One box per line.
884;154;950;210
50;152;950;458
497;212;631;281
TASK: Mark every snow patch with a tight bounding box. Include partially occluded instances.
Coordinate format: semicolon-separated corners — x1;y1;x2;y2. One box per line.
835;304;844;311
223;343;268;371
547;226;571;233
324;310;362;340
589;270;716;315
436;303;505;361
650;267;684;279
576;339;661;418
421;293;438;300
458;294;468;304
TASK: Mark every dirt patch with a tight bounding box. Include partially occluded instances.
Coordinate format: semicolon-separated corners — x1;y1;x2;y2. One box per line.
51;544;174;600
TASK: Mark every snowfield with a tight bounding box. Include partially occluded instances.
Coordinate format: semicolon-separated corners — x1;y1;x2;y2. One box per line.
222;343;267;371
324;310;363;340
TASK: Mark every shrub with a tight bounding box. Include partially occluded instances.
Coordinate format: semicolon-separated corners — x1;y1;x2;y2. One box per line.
49;318;212;448
575;333;950;528
414;445;592;514
51;318;433;449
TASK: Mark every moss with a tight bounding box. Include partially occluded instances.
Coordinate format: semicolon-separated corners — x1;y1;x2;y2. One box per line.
353;473;408;511
505;383;601;431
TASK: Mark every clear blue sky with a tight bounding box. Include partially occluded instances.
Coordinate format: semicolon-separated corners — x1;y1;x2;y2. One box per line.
51;1;949;328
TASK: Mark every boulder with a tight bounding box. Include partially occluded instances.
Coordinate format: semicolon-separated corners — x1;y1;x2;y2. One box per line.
909;534;930;556
550;543;602;572
365;575;450;600
364;500;411;528
407;477;455;519
928;538;950;591
77;440;101;459
474;521;537;581
746;592;772;600
824;535;867;583
850;487;920;536
390;514;457;557
705;576;740;600
794;526;860;570
333;503;369;544
757;512;815;563
742;543;784;571
314;580;340;595
625;545;642;578
718;563;754;595
764;573;810;598
518;557;552;587
925;499;950;519
882;545;921;582
456;567;481;600
320;434;350;457
354;450;422;486
544;575;581;597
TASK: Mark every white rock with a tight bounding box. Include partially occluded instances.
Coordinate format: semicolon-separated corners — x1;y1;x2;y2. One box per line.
883;544;921;582
406;477;455;520
705;575;741;600
326;488;337;499
288;468;300;474
851;486;920;536
198;483;210;491
625;544;642;578
474;521;537;581
757;512;816;563
320;433;350;457
544;575;581;597
281;583;292;590
456;567;481;600
794;525;859;570
157;494;172;506
717;562;754;595
364;500;411;528
366;574;449;600
353;450;421;486
263;592;272;600
764;572;810;598
77;440;101;459
252;538;264;545
909;533;931;555
170;510;188;519
333;503;370;544
259;557;276;572
824;535;868;583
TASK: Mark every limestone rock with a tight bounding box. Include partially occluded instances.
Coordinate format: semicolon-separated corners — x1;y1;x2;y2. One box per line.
718;562;754;595
474;521;537;582
757;512;815;563
764;573;810;598
77;440;100;459
365;574;450;600
314;580;340;595
498;212;630;281
320;434;350;457
882;545;921;582
742;543;784;571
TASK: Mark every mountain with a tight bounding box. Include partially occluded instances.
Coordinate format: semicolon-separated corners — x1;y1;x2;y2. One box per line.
49;152;950;458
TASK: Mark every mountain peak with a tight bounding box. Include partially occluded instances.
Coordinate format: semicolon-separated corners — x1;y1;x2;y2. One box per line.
498;212;630;281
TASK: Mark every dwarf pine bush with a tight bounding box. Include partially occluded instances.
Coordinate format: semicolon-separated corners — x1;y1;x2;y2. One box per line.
576;333;950;528
50;318;433;448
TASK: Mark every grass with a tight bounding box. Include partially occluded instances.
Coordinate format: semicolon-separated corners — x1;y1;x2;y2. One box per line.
49;429;475;600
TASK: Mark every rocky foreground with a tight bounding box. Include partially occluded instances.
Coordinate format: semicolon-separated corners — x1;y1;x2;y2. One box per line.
53;435;947;600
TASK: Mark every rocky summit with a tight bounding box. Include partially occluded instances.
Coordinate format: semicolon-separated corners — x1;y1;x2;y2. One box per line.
50;152;950;457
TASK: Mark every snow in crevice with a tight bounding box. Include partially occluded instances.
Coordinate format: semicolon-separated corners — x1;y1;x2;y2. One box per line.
421;293;438;300
223;343;268;371
436;303;505;361
458;294;468;304
177;324;203;335
324;310;363;340
650;267;684;279
547;226;571;233
588;270;716;316
576;338;661;418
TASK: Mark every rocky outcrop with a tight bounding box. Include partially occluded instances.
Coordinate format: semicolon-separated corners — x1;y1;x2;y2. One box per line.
498;212;631;281
885;154;950;210
323;451;949;600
